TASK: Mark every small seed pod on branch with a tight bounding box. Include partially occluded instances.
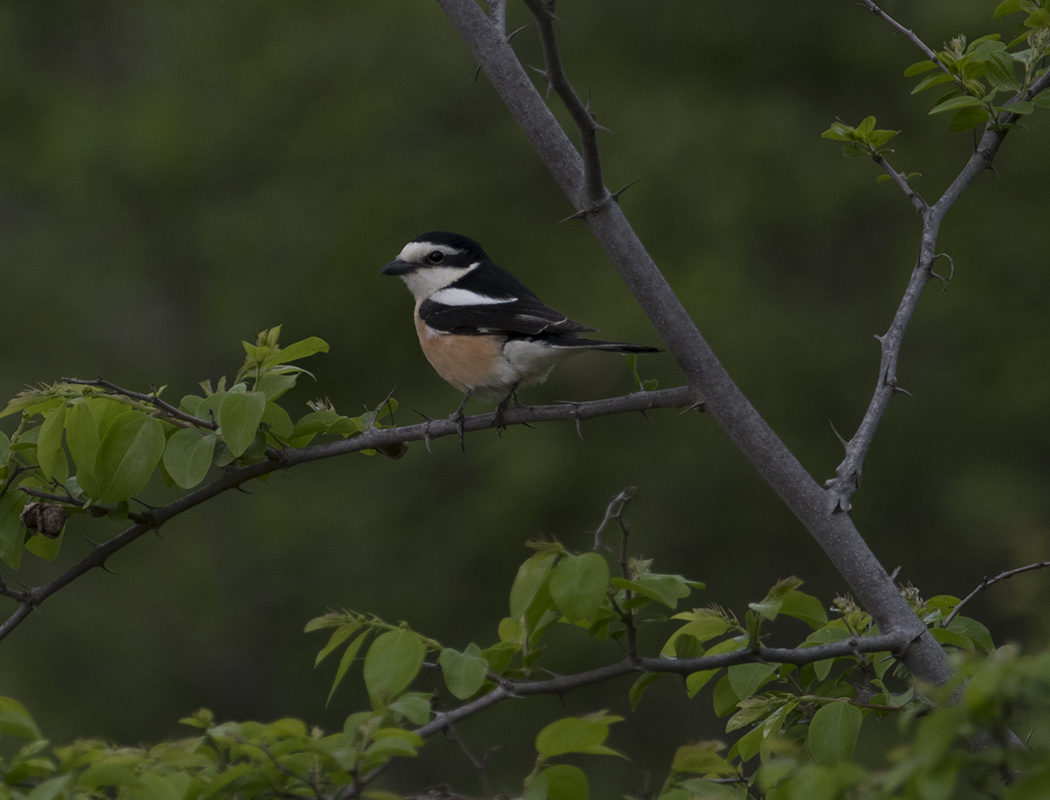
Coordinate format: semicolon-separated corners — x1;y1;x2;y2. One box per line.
19;501;68;539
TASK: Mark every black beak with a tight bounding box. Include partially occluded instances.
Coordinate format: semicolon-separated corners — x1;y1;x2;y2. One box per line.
381;259;415;276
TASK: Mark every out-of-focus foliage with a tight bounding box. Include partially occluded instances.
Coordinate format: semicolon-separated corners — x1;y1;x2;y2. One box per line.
0;552;1044;799
0;0;1048;796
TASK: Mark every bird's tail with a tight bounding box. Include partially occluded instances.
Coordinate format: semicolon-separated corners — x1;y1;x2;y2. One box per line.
550;338;660;354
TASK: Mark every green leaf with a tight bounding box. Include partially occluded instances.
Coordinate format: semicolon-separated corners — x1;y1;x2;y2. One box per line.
272;336;330;364
778;590;828;629
663;611;731;656
993;0;1025;18
509;548;560;619
903;59;937;77
535;716;624;758
671;742;735;776
948;105;991;131
363;628;426;708
36;403;67;481
314;622;363;666
0;697;43;739
984;51;1020;91
911;71;956;95
0;490;27;569
929;94;982;114
386;692;432;726
218;392;266;458
438;643;489;700
629;672;662;711
808;702;862;765
326;629;370;707
162;430;217;489
95;413;166;502
549;552;609;622
727;663;777;702
0;431;9;467
526;765;589;800
612;573;692;609
947;615;994;652
929;627;974;651
66;400;100;498
1032;89;1050;108
1006;100;1034;115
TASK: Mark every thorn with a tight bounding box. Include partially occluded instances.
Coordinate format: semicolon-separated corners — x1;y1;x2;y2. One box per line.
75;527;104;549
98;561;118;575
828;418;850;449
891;385;913;397
473;63;483;83
422;420;433;454
557;208;590;224
610;179;640;202
507;24;528;42
676;401;705;416
638;409;654;424
889;566;902;581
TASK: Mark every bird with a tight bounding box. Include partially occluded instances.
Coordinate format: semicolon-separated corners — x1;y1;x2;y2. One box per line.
380;231;659;432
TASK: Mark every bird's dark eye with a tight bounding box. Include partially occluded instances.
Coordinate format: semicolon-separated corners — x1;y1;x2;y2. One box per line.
425;250;445;265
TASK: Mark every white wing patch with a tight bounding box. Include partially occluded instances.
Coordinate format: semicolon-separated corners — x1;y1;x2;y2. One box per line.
430;287;519;306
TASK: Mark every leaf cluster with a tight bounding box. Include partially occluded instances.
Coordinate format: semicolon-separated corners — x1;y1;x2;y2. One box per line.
905;2;1050;131
0;555;1031;800
0;328;395;571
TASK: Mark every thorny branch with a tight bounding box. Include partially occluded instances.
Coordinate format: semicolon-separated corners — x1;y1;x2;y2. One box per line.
521;0;607;209
825;2;1047;513
943;561;1050;628
0;386;698;643
347;631;910;796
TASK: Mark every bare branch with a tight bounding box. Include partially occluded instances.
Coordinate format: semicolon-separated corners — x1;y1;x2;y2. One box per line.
943;562;1050;627
62;377;218;430
873;154;928;215
521;0;607;209
860;0;965;92
0;387;697;643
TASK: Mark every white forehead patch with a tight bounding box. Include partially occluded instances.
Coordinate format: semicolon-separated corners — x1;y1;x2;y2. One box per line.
398;241;462;263
431;287;518;306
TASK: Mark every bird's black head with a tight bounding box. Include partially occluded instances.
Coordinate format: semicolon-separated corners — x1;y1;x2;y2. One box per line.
380;231;489;276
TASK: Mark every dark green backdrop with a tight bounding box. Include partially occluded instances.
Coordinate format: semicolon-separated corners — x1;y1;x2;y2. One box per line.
1;1;1047;794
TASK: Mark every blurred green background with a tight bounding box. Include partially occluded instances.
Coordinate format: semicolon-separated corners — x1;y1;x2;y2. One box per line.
1;0;1048;794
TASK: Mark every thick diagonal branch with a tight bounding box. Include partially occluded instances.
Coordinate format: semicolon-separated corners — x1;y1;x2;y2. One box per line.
436;0;953;689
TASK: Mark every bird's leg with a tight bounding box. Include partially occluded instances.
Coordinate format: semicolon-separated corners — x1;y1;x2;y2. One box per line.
493;386;521;436
451;391;472;450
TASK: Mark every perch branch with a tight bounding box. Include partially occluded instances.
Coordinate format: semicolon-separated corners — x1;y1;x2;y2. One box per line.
0;387;697;644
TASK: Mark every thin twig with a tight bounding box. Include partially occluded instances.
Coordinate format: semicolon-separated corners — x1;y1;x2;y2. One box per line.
521;0;607;209
62;377;217;430
350;631;909;792
873;154;928;215
859;0;966;92
943;562;1050;627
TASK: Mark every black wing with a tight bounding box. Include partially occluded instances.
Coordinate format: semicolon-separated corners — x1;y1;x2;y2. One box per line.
419;296;596;337
420;261;597;337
